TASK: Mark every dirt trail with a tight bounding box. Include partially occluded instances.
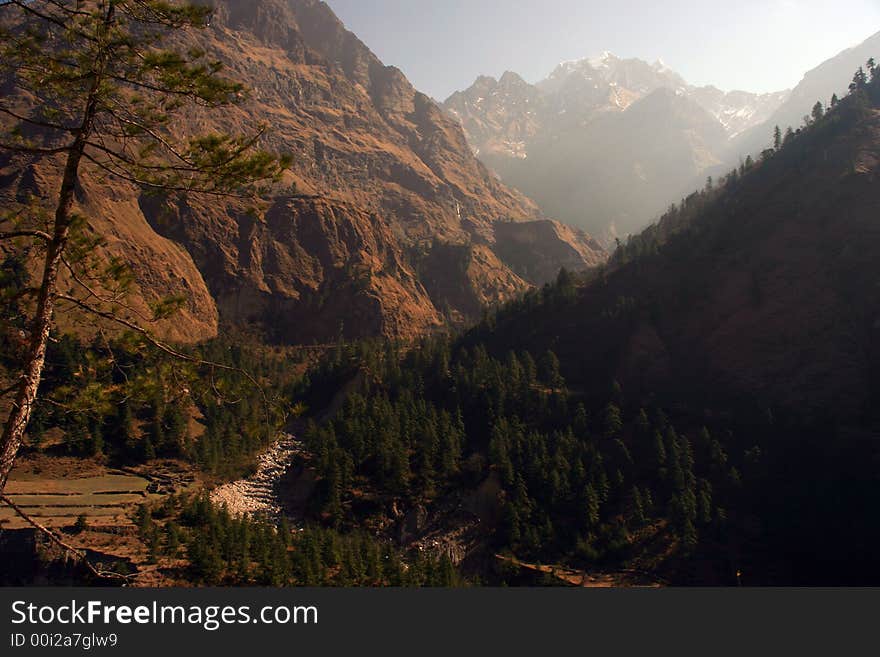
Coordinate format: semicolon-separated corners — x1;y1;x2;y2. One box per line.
495;554;664;588
209;433;303;521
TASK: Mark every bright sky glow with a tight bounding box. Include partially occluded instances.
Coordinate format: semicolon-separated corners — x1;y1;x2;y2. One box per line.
325;0;880;99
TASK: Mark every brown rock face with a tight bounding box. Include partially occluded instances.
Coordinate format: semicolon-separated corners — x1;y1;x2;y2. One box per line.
3;0;605;344
494;221;606;285
190;0;608;341
142;193;443;343
0;160;219;345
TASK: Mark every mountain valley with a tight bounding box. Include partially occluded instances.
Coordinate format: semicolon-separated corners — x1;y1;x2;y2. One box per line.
1;0;880;589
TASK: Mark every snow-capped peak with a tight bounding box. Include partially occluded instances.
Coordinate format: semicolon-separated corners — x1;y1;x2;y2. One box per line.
587;50;615;69
551;51;617;78
653;58;671;73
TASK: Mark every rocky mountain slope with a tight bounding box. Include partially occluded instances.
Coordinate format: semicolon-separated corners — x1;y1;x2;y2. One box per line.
445;53;789;240
1;0;605;345
0;158;221;344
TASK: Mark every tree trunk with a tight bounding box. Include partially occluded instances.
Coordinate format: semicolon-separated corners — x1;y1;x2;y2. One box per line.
0;155;82;492
0;3;115;493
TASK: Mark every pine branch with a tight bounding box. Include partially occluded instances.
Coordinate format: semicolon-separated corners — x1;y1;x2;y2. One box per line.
0;141;72;155
2;1;100;43
0;230;51;241
99;106;218;168
81;151;270;198
85;126;270;175
13;0;93;19
107;73;236;106
0;105;78;133
60;253;155;325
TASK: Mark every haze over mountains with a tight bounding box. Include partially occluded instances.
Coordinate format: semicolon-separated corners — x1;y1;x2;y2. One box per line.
445;32;880;240
445;52;788;240
4;0;872;344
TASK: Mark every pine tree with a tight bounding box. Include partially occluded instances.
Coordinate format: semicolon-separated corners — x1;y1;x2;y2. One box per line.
697;480;713;525
603;403;623;439
141;436;156;462
555;267;577;300
851;67;868;93
162;402;188;456
117;400;137;457
573;403;590;436
773;125;783;150
538;350;564;389
503;504;522;545
89;422;104;457
635;409;650;438
584;483;601;529
74;513;89;534
0;1;288;493
654;430;667;467
630;486;645;525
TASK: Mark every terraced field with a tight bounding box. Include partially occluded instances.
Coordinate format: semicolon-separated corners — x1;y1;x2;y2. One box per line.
0;456;203;585
0;473;153;529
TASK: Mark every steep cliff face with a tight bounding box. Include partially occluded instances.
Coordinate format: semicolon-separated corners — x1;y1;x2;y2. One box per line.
212;0;538;239
142;193;444;342
0;158;219;345
493;221;606;286
185;0;607;341
2;0;606;344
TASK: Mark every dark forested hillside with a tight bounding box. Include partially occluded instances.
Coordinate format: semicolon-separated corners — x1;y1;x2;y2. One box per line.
288;64;880;585
470;63;880;416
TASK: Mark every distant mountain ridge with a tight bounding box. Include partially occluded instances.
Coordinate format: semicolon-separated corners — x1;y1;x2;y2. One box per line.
537;52;788;137
444;52;789;239
730;29;880;160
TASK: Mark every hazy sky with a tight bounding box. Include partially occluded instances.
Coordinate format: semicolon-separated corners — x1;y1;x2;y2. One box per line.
324;0;880;100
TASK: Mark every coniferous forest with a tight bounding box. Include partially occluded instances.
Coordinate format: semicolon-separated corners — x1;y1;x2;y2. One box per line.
2;0;880;591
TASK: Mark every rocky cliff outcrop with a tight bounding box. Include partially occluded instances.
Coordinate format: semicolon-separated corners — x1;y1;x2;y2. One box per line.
2;0;606;344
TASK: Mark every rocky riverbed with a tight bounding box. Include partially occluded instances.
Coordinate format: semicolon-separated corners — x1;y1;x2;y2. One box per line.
209;433;303;521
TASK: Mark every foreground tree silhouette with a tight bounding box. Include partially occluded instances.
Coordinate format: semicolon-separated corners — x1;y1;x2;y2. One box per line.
0;1;288;492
